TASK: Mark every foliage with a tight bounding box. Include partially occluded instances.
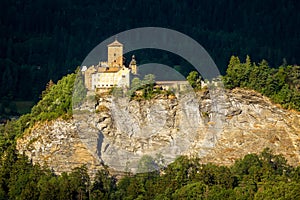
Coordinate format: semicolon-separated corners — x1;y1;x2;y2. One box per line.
30;73;75;123
91;166;116;200
111;150;299;199
137;155;160;173
172;182;207;199
0;144;300;199
223;55;300;111
72;69;87;109
142;74;155;86
187;71;202;90
40;79;55;99
129;74;173;100
0;72;76;155
0;57;299;199
129;77;143;96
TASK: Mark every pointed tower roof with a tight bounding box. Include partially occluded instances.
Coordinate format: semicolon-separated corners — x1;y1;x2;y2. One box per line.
129;55;136;65
107;38;123;47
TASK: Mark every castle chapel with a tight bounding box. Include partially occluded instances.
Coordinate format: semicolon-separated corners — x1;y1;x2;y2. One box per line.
82;39;137;91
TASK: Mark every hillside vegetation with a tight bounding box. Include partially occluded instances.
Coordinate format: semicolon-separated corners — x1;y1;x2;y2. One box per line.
1;56;300;199
223;56;300;111
0;147;300;199
0;73;75;154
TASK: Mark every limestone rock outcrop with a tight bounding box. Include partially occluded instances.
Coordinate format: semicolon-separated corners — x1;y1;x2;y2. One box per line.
17;120;103;175
16;88;300;175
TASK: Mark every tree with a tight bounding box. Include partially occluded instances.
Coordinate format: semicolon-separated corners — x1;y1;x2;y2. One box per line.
254;181;300;200
68;166;90;200
37;175;60;200
259;148;289;177
187;71;201;90
172;182;207;200
72;70;87;109
137;155;159;174
91;167;116;200
206;185;236;200
223;55;252;89
143;74;155;86
30;72;76;123
129;77;142;97
41;79;55;99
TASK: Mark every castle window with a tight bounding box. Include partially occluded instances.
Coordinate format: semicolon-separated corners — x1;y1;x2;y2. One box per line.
122;75;126;78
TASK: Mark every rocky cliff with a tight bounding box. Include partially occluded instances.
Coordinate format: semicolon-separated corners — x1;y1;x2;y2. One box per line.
16;88;300;175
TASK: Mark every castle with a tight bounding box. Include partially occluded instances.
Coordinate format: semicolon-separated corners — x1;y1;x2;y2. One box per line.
81;39;137;91
82;39;192;94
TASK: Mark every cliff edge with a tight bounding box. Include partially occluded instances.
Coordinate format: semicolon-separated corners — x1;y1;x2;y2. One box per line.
16;88;300;174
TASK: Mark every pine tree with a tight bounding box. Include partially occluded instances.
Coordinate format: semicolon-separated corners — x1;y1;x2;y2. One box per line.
41;80;55;99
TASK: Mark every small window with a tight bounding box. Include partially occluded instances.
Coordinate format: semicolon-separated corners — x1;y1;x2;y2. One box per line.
122;75;126;78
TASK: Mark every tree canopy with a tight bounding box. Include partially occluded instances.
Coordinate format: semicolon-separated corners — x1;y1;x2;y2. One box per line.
223;55;300;111
1;146;299;199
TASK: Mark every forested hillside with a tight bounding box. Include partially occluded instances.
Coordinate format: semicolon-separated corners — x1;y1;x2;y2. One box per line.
1;1;300;197
1;58;300;199
0;0;299;117
1;146;300;199
223;56;300;111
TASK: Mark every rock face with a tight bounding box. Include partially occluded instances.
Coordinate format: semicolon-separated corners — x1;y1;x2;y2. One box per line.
201;89;300;166
17;88;300;175
17;120;103;175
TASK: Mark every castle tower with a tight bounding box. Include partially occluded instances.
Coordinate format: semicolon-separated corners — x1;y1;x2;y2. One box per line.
107;39;123;67
129;55;137;75
84;65;96;90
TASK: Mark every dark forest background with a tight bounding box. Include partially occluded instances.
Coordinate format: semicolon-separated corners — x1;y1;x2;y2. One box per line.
1;1;300;198
0;0;299;116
